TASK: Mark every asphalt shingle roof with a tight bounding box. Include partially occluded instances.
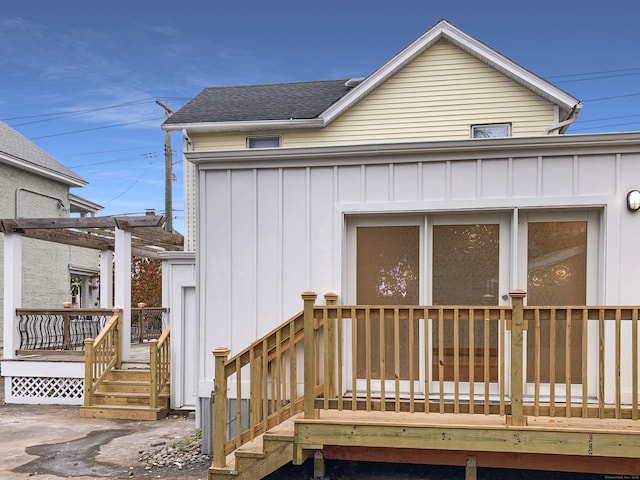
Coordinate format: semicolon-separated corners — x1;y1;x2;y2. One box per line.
164;79;353;125
0;120;86;186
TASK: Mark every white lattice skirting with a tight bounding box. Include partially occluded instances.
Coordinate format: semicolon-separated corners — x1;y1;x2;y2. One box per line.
1;360;85;405
8;376;84;404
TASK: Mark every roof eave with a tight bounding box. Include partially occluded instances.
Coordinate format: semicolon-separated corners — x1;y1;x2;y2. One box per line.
162;118;324;133
0;153;87;187
320;20;580;126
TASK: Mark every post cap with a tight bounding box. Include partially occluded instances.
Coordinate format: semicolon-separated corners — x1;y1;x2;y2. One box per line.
301;291;318;301
324;292;338;301
509;289;527;298
213;347;231;357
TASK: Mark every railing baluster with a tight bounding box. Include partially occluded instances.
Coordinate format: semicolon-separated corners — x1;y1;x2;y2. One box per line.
484;309;490;415
337;307;343;411
438;307;444;414
499;309;506;416
633;308;638;421
351;307;357;412
582;308;589;418
236;357;242;448
599;308;605;418
289;321;297;416
365;308;371;412
566;308;572;418
616;308;622;419
394;307;400;413
469;308;475;415
424;309;430;414
549;308;556;417
379;308;386;412
454;308;459;414
325;293;338;404
409;308;415;413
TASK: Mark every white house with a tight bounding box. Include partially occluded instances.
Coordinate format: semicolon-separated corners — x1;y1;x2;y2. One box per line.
162;20;640;476
0;120;100;354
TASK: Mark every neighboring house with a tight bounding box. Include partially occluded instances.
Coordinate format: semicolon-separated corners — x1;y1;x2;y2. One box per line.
0;120;100;354
162;20;640;477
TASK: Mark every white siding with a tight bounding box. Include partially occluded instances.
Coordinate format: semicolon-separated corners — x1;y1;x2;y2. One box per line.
197;143;640;387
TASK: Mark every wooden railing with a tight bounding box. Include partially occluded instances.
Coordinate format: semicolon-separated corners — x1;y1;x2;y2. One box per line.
150;325;171;409
212;291;640;468
83;309;122;406
212;308;307;468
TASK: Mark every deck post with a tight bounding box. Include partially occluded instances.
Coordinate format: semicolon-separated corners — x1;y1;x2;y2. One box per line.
303;291;318;419
324;292;338;400
149;339;158;409
113;309;122;369
508;289;527;426
84;338;95;406
213;347;231;469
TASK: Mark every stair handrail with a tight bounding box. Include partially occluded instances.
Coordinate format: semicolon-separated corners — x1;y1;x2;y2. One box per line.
149;324;171;409
212;299;313;468
83;309;122;406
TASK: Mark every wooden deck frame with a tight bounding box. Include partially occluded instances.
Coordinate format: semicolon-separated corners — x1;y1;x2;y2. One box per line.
210;291;640;478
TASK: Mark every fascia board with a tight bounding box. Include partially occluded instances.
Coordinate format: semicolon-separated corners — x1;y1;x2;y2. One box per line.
162;118;323;133
0;153;87;187
440;22;581;110
187;131;640;168
320;20;580;126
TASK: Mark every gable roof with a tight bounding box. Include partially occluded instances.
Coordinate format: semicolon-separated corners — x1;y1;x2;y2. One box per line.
165;79;354;128
163;19;581;133
0;120;87;187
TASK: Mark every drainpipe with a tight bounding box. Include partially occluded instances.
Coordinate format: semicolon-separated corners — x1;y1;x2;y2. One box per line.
544;103;582;135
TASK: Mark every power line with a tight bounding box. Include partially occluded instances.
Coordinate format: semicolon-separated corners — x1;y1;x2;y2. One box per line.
547;67;640;80
2;97;158;124
28;117;164;140
68;152;157;168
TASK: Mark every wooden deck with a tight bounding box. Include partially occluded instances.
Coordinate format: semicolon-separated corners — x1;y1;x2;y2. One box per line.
13;342;151;364
210;293;640;479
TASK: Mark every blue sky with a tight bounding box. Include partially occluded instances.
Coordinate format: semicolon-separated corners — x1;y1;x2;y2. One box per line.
2;1;640;234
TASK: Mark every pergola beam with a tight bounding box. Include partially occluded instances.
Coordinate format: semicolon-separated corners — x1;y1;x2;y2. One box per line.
0;215;165;232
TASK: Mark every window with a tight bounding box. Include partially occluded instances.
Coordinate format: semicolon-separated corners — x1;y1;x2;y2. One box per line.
471;123;511;139
246;136;281;149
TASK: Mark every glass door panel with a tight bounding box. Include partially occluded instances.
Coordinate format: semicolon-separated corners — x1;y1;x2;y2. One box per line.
431;224;500;382
356;225;420;380
526;221;586;384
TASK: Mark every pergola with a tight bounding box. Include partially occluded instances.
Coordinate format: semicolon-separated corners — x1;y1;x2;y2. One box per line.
1;215;183;361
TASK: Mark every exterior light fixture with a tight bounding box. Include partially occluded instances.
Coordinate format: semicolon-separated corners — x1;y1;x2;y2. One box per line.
627;190;640;212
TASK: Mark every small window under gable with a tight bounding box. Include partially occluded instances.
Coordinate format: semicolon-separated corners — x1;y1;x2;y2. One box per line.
247;136;281;149
471;123;512;139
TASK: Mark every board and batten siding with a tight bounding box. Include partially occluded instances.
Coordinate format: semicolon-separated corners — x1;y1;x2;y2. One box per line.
190;40;557;152
197;143;640;386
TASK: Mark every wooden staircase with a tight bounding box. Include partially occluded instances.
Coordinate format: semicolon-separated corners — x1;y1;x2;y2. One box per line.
209;417;296;480
81;310;171;421
80;366;170;420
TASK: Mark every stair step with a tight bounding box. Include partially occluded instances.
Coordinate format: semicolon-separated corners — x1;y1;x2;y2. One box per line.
106;368;151;381
80;404;168;421
100;380;151;393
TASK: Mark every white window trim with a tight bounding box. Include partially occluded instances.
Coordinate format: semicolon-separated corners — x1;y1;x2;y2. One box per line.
246;135;281;149
471;123;512;139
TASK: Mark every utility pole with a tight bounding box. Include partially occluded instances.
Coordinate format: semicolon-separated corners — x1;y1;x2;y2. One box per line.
156;100;173;233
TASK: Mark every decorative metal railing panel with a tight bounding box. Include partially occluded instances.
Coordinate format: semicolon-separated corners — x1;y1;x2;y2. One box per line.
17;309;113;351
131;307;168;343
